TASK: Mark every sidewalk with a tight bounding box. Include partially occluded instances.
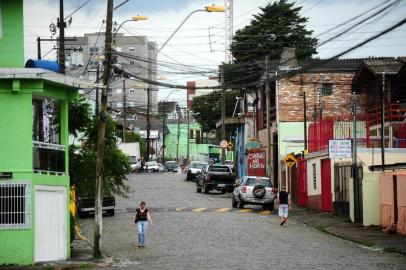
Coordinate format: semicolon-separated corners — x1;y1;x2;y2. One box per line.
290;206;406;255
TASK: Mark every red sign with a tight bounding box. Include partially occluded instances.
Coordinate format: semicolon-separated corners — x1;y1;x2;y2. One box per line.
247;149;266;176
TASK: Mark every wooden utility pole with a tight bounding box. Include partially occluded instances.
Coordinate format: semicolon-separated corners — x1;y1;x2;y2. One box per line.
381;73;386;171
176;104;180;163
265;55;271;178
162;109;166;161
123;79;126;142
94;0;113;259
186;109;190;162
146;87;151;161
221;67;226;163
58;0;66;73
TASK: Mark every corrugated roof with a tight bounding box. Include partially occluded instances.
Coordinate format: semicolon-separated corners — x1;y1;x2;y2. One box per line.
362;57;403;74
298;58;364;72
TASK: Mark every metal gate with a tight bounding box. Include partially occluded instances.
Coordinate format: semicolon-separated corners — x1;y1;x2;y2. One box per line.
333;163;363;217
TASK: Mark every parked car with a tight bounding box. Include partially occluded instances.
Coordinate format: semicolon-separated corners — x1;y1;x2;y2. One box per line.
232;176;276;210
144;161;159;172
158;163;166;173
196;164;235;194
164;161;179;172
76;196;115;218
186;161;208;181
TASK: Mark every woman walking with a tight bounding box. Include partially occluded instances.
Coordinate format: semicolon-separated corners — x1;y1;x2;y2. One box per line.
134;201;153;247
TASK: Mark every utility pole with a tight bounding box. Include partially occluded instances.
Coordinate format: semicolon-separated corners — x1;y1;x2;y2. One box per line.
186;109;190;162
265;55;272;178
381;73;386;171
351;92;360;222
162;109;166;161
176;104;181;163
95;64;100;115
94;0;113;259
302;74;307;152
58;0;66;74
319;74;323;121
221;67;226;163
123;79;126;143
37;37;41;59
146;87;151;161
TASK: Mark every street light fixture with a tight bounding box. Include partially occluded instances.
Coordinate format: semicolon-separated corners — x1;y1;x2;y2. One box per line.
113;15;148;42
156;5;225;55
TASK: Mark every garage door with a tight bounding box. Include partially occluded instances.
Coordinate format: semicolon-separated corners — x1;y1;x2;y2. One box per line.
35;186;67;262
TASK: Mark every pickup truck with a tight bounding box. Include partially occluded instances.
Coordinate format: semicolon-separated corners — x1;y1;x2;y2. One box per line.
196;164;235;194
76;196;115;218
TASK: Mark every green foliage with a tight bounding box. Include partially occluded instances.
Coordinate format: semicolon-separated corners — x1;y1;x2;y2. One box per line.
68;96;91;137
125;131;147;158
231;0;317;63
68;101;131;198
192;89;240;131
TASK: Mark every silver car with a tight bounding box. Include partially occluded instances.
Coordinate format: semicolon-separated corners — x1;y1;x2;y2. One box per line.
232;176;276;210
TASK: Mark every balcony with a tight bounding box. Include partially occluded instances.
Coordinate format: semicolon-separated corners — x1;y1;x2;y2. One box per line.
33;141;65;175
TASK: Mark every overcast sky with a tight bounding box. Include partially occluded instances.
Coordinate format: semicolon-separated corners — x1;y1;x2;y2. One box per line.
23;0;406;106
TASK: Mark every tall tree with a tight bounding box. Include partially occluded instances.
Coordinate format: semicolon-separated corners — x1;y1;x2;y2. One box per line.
231;0;318;63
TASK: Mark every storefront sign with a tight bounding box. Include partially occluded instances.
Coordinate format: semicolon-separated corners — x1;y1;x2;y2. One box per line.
247;149;266;176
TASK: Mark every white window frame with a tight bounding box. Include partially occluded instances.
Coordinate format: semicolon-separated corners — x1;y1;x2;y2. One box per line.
0;180;31;229
129;88;135;93
129;60;135;66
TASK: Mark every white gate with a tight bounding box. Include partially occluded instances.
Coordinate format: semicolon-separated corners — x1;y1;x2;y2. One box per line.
35;186;67;262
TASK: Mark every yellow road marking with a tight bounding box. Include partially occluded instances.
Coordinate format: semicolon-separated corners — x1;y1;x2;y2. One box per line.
238;209;253;213
215;208;231;212
176;207;186;212
192;208;207;212
259;210;272;215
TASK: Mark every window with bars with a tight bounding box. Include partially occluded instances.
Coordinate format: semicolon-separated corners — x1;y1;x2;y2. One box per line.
0;181;31;229
312;163;317;190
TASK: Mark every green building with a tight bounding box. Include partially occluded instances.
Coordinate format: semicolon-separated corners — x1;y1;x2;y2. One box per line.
0;1;84;265
164;123;232;162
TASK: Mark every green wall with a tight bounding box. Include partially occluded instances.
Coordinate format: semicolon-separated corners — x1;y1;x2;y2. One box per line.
0;0;24;67
0;79;76;265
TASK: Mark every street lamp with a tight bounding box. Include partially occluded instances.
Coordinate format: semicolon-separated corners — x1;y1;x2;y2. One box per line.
113;15;148;43
156;5;225;55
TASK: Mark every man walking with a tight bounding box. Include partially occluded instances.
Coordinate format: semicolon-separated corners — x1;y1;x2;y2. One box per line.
278;186;291;226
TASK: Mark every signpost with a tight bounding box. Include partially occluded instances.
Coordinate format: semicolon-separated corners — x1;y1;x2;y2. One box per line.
328;139;352;159
284;153;297;168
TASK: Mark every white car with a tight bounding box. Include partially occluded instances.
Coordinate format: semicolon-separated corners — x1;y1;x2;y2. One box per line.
144;161;159;173
186;161;208;181
232;176;277;210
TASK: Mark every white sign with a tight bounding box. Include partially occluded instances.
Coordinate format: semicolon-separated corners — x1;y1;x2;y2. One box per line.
329;139;352;159
220;140;228;148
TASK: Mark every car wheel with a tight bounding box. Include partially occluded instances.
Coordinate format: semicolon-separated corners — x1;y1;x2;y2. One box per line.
237;197;245;209
221;189;226;194
203;184;209;194
232;195;237;208
196;186;202;193
262;204;269;211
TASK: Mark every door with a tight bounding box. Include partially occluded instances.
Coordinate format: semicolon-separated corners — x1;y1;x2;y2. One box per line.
297;159;308;207
35;186;67;262
321;159;332;212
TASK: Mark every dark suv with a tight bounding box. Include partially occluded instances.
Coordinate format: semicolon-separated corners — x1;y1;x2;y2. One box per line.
76;196;115;218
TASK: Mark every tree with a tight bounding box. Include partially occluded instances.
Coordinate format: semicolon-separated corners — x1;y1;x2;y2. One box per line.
68;99;131;199
230;0;317;63
192;89;240;131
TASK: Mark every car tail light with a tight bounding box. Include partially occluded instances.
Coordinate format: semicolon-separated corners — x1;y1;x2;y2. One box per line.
242;186;247;193
271;188;277;195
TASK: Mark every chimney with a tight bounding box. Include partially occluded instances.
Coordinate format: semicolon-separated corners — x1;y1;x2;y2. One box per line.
279;47;297;69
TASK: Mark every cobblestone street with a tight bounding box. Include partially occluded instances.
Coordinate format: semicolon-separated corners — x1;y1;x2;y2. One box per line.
75;173;406;269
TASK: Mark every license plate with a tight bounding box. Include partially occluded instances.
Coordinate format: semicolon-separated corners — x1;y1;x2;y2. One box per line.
218;184;226;187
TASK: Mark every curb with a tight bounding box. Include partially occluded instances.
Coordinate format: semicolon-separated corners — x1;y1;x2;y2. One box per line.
0;258;113;270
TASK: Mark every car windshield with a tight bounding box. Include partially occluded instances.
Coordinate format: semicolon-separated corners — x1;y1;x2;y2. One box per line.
245;177;272;187
146;161;157;166
128;156;137;164
165;162;177;167
190;162;207;169
208;166;230;172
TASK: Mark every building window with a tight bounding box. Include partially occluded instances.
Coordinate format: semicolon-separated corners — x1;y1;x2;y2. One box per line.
116;88;123;94
89;47;99;53
312;163;317;190
321;83;333;96
190;129;194;139
129;47;135;52
129;88;135;93
0;181;31;229
129;61;135;66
